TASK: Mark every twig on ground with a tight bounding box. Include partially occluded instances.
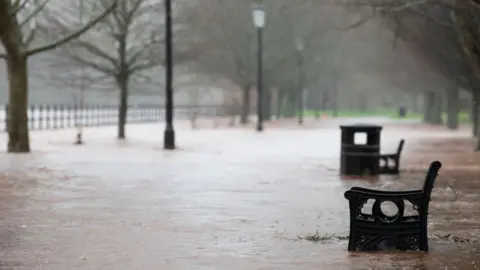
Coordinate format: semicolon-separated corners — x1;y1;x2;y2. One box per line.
297;230;349;243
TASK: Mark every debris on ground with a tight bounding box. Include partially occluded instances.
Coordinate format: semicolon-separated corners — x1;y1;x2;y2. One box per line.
434;234;477;243
297;230;349;243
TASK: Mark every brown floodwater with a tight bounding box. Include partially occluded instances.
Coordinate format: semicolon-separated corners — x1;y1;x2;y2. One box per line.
0;119;478;269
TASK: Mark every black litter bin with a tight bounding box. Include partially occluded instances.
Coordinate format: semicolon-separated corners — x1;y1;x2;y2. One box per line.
340;124;382;176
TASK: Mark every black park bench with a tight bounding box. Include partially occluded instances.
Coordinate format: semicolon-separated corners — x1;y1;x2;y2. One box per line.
378;139;405;175
344;161;442;252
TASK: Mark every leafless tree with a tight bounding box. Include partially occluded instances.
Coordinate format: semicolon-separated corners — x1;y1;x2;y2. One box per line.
39;0;196;139
345;0;480;147
0;0;117;152
180;0;343;124
379;3;473;128
179;0;256;124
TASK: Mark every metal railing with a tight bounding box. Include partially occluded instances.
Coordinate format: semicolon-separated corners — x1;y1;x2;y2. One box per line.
2;104;236;131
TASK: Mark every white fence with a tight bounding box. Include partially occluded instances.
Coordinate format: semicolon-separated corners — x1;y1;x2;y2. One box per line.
0;104;230;131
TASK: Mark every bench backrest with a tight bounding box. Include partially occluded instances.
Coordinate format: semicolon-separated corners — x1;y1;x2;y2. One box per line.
421;161;442;209
396;139;405;155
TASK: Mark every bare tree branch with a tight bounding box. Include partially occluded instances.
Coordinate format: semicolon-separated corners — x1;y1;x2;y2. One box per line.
18;0;51;28
26;0;118;56
42;0;179;95
8;0;34;17
23;25;37;45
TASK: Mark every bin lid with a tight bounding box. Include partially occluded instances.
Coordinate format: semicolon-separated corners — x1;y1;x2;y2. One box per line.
339;123;382;131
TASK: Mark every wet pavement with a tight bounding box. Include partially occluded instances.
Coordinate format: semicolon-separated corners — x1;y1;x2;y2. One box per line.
0;118;479;269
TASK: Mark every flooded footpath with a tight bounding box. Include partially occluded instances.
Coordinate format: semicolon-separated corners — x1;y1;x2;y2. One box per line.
0;120;478;269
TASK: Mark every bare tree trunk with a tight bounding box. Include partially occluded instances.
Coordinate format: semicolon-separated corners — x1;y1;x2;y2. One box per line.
240;86;250;124
314;92;321;119
446;88;459;130
297;87;304;125
284;90;296;118
432;92;443;124
6;54;30;153
276;89;285;119
471;91;480;150
116;76;129;139
474;95;480;151
452;6;480;149
320;91;328;111
331;88;339;117
1;11;31;153
472;93;479;137
313;90;320;119
411;93;419;114
357;95;367;112
423;91;435;124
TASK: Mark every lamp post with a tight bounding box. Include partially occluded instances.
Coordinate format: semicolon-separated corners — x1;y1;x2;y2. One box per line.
296;38;304;125
164;0;175;149
252;2;265;132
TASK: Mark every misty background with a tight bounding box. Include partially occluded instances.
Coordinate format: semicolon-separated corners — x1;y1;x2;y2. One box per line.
0;0;471;123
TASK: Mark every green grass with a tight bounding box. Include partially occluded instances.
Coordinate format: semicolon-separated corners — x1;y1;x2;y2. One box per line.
456;112;471;124
302;109;471;124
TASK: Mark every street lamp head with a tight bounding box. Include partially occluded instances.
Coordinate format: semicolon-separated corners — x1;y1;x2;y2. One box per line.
252;2;266;28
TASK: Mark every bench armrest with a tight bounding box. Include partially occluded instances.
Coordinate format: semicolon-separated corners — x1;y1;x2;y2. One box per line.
350;187;422;195
379;153;398;159
344;188;423;200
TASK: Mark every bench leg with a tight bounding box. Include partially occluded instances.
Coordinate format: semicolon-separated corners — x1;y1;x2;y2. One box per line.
348;230;358;251
394;157;400;174
419;230;429;252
